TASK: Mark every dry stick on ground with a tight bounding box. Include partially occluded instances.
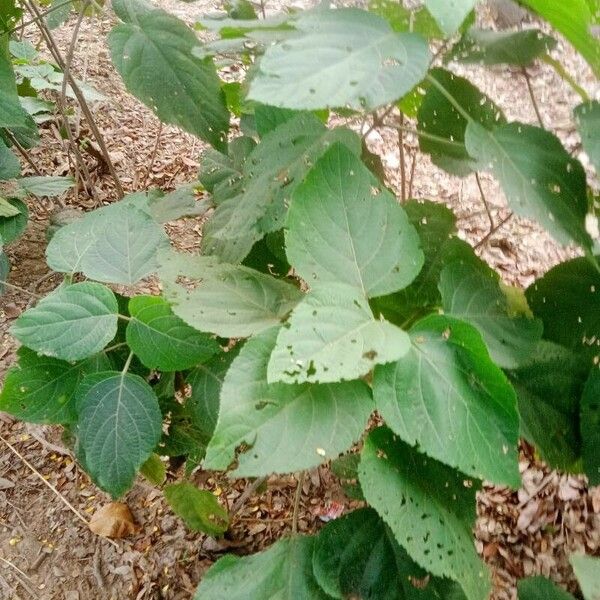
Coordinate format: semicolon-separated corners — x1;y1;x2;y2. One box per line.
475;172;495;233
291;471;305;535
142;122;163;188
522;67;544;128
408;149;417;199
398;113;407;202
0;557;38;598
230;475;269;517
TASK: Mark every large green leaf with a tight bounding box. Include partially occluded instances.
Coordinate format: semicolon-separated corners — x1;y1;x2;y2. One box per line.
574;101;600;174
465;122;591;249
109;0;229;150
526;257;600;362
313;507;467;599
194;536;329;600
424;0;476;35
359;427;491;600
11;282;118;361
46;200;169;285
158;250;302;338
418;69;505;177
126;295;220;371
248;8;430;111
517;577;575;600
286;143;423;297
268;284;410;384
439;261;542;368
0;139;19;179
76;371;162;498
164;483;228;535
369;0;443;39
0;197;27;244
16;175;74;197
0;347;111;424
204;327;373;476
374;314;520;486
520;0;600;77
202;114;361;263
570;553;600;600
581;368;600;485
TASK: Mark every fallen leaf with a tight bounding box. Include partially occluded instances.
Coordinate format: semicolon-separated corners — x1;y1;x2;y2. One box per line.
89;502;137;538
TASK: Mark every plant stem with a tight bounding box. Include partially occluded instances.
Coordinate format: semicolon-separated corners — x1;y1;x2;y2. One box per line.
398;113;406;202
475;172;494;231
408;150;417;199
142;122;163;188
392;124;463;148
474;213;513;249
291;471;305;535
2;129;43;175
521;67;544;127
122;351;134;374
4;0;74;35
541;54;590;103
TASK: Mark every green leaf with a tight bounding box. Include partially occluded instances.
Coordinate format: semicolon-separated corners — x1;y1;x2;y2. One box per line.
418;69;505;177
374;314;520;486
526;256;600;362
520;0;600;77
0;347;111;424
0;197;19;217
46;0;73;29
164;482;228;535
359;427;490;600
253;104;297;137
139;453;166;485
268;284;410;384
570;553;600;600
313;507;466;599
202;114;361;263
16;175;74;196
517;577;575;600
204;327;373;476
194;536;330;600
126;295;220;371
76;371;162;498
465;121;591;249
574;101;600;175
145;184;206;223
0;197;27;244
581;368;600;485
448;28;556;66
439;261;542;368
0;139;19;180
248;8;430;111
46;200;169;285
11;282;118;361
109;0;229;149
286;143;423;297
424;0;476;35
369;0;443;39
159;250;302;338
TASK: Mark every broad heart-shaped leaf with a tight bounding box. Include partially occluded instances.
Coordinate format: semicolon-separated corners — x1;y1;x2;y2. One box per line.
11;282;118;362
448;28;556;66
465;121;591;249
520;0;600;77
76;371;162;498
507;341;588;471
424;0;476;35
268;284;410;384
194;536;329;600
581;368;600;485
575;101;600;175
313;507;467;600
0;347;111;424
286;143;423;298
439;261;542;369
16;176;74;197
126;295;220;371
164;483;228;536
418;69;505;177
359;427;491;600
517;577;575;600
109;1;229;150
570;553;600;600
46;200;169;285
526;256;600;362
158;250;302;338
374;314;520;486
0;198;27;244
201;114;361;263
204;327;373;476
0;139;19;179
248;8;431;111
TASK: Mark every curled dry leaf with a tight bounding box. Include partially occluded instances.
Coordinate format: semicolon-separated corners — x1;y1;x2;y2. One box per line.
89;502;137;538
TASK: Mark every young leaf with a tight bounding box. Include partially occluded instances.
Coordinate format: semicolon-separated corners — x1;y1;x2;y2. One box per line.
139;453;166;485
194;536;330;600
76;371;162;498
465;122;591;249
109;0;229;150
517;577;575;600
0;198;27;244
16;175;74;196
159;251;303;338
204;327;373;476
164;483;228;536
374;314;520;486
424;0;476;35
126;295;220;371
581;368;600;485
248;8;431;111
286;143;423;297
267;284;410;384
359;427;491;600
569;553;600;600
11;282;119;361
574;101;600;174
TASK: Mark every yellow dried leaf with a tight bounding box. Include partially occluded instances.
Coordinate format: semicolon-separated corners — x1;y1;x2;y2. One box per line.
89;502;137;538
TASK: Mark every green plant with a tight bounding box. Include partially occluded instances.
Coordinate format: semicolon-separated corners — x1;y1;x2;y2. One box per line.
1;0;599;598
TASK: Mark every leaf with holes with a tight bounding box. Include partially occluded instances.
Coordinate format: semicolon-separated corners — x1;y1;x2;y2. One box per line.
359;427;490;600
204;327;373;476
581;368;600;485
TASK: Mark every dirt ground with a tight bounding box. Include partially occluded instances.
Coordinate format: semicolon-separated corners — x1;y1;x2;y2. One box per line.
1;1;599;599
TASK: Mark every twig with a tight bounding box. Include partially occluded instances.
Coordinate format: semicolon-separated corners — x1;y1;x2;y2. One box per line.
521;67;544;127
291;471;305;535
4;0;74;35
474;213;513;249
362;105;394;141
230;476;268;516
408;150;417;199
2;129;42;175
398;113;406;202
0;557;37;597
475;172;494;231
142;122;163;188
0;280;43;299
541;54;590;103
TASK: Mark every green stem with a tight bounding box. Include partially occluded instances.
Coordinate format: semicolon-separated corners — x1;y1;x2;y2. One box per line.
425;73;472;122
395;124;464;148
541;54;591;103
521;67;544;127
122;351;134;375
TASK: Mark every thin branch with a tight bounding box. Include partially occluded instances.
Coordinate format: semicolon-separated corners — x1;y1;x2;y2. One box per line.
408;150;417;199
398;113;406;202
122;351;134;374
142;122;163;188
474;213;513;249
2;129;42;175
0;279;43;299
521;67;544;127
475;172;494;231
291;471;305;535
5;0;74;35
230;476;268;516
541;54;590;103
